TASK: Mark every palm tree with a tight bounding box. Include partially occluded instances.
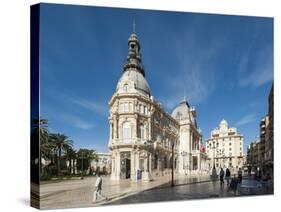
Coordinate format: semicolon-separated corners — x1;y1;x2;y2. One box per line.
32;117;49;143
65;146;77;175
77;149;97;175
31;117;50;176
49;133;73;176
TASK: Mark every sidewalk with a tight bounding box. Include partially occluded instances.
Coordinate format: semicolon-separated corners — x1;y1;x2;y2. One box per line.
39;174;212;209
92;174;212;206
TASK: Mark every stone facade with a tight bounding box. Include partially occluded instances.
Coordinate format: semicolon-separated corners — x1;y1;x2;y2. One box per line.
171;100;208;175
247;84;274;178
206;119;244;174
264;84;273;178
90;153;111;175
108;31;207;181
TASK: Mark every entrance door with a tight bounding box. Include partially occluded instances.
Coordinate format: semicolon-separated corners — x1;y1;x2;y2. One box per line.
120;152;131;179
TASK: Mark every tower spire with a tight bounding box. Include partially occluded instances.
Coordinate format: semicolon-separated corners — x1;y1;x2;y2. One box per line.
133;19;136;33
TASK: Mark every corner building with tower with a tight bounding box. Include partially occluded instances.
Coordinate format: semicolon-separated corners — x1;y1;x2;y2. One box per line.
108;31;208;181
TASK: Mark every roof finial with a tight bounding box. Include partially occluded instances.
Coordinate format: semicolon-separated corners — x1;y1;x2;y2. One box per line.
183;87;186;102
133;19;136;33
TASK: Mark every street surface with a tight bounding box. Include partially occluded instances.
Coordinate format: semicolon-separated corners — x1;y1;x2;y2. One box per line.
107;177;273;205
38;175;273;209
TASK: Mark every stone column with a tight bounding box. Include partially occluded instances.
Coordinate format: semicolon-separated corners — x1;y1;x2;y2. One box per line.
197;156;200;172
130;150;136;180
115;151;121;180
113;115;118;139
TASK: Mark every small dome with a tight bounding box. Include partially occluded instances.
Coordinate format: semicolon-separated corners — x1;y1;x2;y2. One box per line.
128;32;138;43
116;69;150;96
220;119;228;125
171;100;190;121
219;119;228;129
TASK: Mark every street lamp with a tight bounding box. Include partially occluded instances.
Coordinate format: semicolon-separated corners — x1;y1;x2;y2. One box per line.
211;144;217;180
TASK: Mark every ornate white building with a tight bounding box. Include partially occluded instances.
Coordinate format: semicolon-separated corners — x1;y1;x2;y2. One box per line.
90;153;111;175
206;119;244;174
108;30;207;181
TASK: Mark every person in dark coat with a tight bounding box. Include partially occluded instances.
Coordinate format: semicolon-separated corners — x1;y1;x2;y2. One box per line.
230;174;239;195
225;168;231;186
237;168;243;183
219;168;225;186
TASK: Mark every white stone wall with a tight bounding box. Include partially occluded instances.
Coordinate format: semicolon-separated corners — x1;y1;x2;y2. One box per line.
206;120;244;174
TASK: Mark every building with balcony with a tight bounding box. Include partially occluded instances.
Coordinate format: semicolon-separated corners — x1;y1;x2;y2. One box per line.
90;152;111;175
108;30;206;181
205;119;244;174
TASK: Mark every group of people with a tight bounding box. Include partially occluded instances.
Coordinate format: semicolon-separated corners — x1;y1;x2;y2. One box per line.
219;167;243;194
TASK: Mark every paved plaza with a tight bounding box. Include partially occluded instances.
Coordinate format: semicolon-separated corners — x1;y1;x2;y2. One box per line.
107;177;273;205
38;175;273;209
39;174;210;209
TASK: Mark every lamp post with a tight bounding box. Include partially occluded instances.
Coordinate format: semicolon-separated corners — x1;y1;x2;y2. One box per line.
211;144;217;180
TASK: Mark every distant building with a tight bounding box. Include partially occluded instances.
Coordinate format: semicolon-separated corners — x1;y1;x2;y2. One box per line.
206;119;244;174
259;115;269;171
91;153;111;175
247;84;274;178
264;84;274;178
247;139;261;171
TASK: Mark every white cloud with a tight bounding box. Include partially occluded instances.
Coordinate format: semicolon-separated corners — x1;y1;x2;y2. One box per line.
68;97;108;116
236;113;257;126
238;45;273;88
158;33;227;110
62;114;94;129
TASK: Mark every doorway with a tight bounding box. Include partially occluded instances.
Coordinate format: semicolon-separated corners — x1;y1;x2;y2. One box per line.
120;152;131;179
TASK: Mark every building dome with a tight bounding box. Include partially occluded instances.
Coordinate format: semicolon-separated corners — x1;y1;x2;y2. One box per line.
116;69;151;96
219;119;228;130
220;119;228;126
171;100;190;121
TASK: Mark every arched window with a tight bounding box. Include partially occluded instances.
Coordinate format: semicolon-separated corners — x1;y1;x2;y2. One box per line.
154;155;158;169
140;105;144;114
164;157;168;169
111;123;114;139
139;124;146;139
169;157;173;168
122;122;131;140
123;83;128;92
176;112;182;120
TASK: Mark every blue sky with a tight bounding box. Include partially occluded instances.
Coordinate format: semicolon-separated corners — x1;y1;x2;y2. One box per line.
39;3;273;153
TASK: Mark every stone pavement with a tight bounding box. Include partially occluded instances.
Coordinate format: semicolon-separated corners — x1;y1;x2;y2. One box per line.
39;174;211;209
107;177;273;205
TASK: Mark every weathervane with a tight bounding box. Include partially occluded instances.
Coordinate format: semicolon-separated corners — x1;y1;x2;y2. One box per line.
183;87;186;102
133;19;136;33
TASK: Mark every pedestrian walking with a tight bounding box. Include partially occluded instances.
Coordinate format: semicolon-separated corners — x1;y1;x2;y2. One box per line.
225;168;231;186
93;173;107;202
219;168;225;186
237;168;243;183
230;174;239;195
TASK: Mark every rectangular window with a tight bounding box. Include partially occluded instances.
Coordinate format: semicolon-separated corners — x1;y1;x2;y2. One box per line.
129;102;133;112
124;103;129;112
